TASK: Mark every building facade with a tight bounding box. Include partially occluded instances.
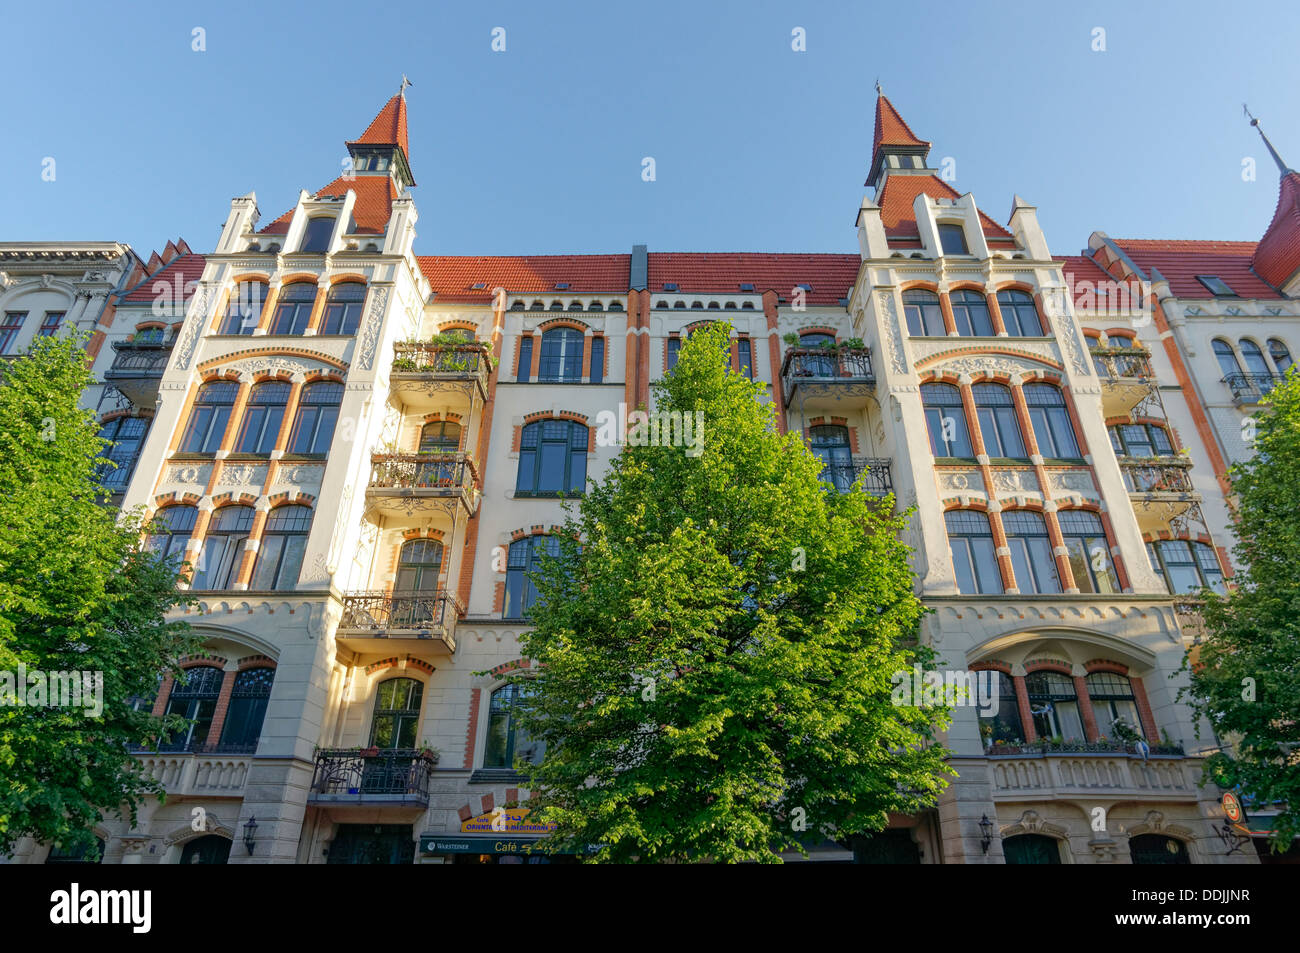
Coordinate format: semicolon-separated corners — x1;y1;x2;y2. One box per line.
9;88;1295;864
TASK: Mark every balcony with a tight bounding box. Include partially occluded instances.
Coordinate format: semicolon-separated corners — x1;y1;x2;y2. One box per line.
131;747;252;798
336;589;463;654
307;747;435;808
820;457;893;495
988;742;1196;801
1119;457;1201;533
390;342;490;412
1223;372;1283;407
781;347;875;411
366;452;480;518
95;447;139;493
1090;343;1155;416
104;340;173;407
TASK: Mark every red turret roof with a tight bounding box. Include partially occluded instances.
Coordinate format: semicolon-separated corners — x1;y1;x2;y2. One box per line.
874;94;929;156
348;94;410;164
1251;170;1300;290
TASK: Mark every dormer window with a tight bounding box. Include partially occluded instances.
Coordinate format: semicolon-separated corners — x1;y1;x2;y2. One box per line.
1196;275;1236;297
300;217;336;253
938;223;969;256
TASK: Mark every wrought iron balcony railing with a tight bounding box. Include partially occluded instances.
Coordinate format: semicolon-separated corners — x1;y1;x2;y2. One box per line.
782;346;874;387
308;747;435;804
392;342;490;379
819;457;893;495
1089;343;1153;380
1223;372;1283;405
105;344;172;377
339;589;463;633
1119;459;1196;495
368;451;478;492
95;447;140;491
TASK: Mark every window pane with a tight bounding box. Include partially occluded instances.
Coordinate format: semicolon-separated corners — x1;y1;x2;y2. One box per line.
537;442;566;492
590;337;605;384
517;337;533;382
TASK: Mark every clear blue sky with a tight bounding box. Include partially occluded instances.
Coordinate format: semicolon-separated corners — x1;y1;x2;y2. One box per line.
7;0;1299;261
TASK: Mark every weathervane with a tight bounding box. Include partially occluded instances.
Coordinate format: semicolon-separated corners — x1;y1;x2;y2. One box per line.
399;74;413;98
875;78;883;96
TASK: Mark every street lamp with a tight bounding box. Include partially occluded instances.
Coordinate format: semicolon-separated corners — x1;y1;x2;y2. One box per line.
979;814;994;854
243;816;259;855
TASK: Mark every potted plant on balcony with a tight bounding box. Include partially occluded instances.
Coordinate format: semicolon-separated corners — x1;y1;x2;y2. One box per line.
359;745;380;758
417;741;441;764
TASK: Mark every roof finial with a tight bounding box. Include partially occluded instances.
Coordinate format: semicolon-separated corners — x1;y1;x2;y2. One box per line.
875;77;883;97
399;74;413;99
1245;103;1294;176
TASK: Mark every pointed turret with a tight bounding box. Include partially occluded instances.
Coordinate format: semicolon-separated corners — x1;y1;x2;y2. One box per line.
346;81;415;188
1247;108;1300;291
865;89;932;189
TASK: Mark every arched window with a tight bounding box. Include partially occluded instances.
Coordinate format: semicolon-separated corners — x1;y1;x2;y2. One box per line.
147;504;198;566
320;282;366;335
163;665;224;751
1268;338;1292;373
1146;539;1225;595
179;380;238;453
1109;422;1173;458
1024;384;1080;459
799;331;836;377
1003;833;1062;865
504;535;561;620
96;415;149;490
218;667;275;750
484;683;546;769
1238;339;1271;376
977;671;1023;745
937;223;970;256
235;380;291;454
1058;510;1118;594
250;505;311;591
392;539;444;627
419;421;460;453
369;677;423;749
180;835;232;865
950;290;994;336
902;290;945;336
810;424;854;492
516;420;587;495
190;505;255;590
1129;834;1190;865
1024;671;1084;740
1212;338;1241;378
1086;672;1143;740
921;383;973;458
945;510;1002;595
268;283;317;335
218;281;267;335
997;289;1043;336
1003;510;1060;593
288;381;342;454
538;327;584;381
973;383;1026;458
299;217;336;253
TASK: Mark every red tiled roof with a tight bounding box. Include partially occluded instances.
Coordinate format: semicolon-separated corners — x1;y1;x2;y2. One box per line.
347;94;410;164
1057;254;1148;313
418;255;631;302
1111;239;1282;299
260;175;401;236
1251;171;1300;290
648;252;860;305
874;94;929;157
122;253;207;303
877;174;1012;241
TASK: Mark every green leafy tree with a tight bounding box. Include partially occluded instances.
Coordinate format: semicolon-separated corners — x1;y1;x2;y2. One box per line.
510;322;950;863
1182;371;1300;851
0;334;197;858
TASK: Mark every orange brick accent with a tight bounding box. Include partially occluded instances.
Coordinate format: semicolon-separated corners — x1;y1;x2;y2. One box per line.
985;290;1007;336
1074;675;1099;741
938;291;958;335
464;687;482;769
637;291;651;409
151;675;174;718
1042;509;1077;592
237;654;276;670
204;668;238;746
762;292;785;433
1129;676;1159;741
624;290;641;409
1014;674;1035;742
493;581;506;614
1084;659;1130;675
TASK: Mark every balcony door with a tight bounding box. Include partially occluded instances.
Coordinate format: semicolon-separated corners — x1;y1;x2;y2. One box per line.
326;824;415;865
800;332;835;378
416;422;460;485
392;539;443;628
369;677;424;751
810;425;853;492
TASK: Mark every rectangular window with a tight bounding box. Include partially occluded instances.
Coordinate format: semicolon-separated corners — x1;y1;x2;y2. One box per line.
38;312;64;337
938;224;970;255
737;338;752;378
1196;275;1236;296
1;312;26;353
950;537;1001;594
666;336;681;371
1007;536;1060;594
517;337;532;383
589;336;604;384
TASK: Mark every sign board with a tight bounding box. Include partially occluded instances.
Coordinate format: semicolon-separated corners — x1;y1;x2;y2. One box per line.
461;807;556;835
1222;791;1245;824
